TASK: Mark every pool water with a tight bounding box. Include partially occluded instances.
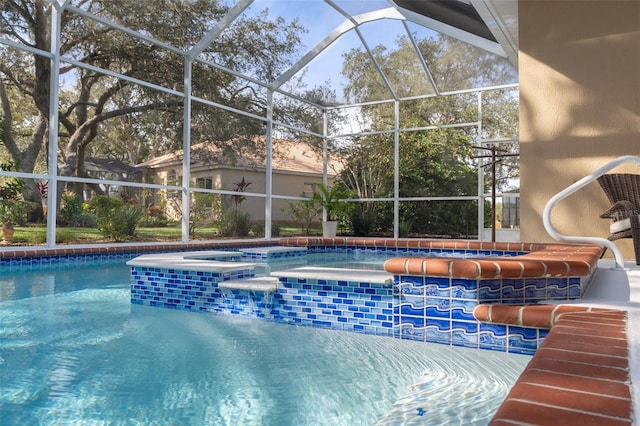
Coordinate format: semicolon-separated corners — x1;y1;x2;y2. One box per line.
0;263;529;425
255;252;390;275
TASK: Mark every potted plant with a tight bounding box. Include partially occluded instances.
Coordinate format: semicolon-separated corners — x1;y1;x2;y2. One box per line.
0;199;28;244
1;221;14;244
0;161;28;244
312;183;349;238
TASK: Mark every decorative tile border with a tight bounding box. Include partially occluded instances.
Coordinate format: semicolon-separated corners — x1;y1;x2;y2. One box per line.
240;246;307;262
394;274;549;354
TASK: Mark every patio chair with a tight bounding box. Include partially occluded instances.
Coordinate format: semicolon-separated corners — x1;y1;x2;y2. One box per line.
596;173;640;265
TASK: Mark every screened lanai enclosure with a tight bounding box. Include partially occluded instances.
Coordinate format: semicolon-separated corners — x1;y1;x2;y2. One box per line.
0;0;519;246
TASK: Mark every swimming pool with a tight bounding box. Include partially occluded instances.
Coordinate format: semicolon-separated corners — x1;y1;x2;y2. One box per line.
0;262;530;425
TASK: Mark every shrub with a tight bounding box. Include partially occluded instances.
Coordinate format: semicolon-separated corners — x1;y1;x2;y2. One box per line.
87;195;123;214
59;191;96;227
399;219;413;237
87;195;142;241
282;198;319;235
0;199;30;226
138;214;168;228
216;210;251;237
139;205;168;228
189;193;220;236
0;160;29;226
349;205;376;236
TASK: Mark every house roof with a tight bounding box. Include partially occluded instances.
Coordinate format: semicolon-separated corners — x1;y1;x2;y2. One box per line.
136;137;344;176
85;157;140;175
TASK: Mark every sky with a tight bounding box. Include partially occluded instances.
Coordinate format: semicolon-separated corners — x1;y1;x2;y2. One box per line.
227;0;440;102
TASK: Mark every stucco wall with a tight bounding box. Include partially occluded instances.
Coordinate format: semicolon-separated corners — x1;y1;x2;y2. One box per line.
150;164;328;223
519;0;640;260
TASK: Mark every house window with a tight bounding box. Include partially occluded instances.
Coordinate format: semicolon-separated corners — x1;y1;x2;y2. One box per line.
195;177;213;189
303;183;314;197
167;169;180;199
167;169;178;186
194;177;214;208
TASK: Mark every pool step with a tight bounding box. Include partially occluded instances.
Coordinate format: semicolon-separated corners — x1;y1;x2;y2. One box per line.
219;276;279;292
271;266;393;285
240;246;307;262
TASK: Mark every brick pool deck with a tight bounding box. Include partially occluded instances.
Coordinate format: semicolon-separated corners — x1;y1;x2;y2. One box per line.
1;237;635;424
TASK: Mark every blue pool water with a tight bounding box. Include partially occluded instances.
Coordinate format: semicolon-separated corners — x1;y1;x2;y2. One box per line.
0;262;529;425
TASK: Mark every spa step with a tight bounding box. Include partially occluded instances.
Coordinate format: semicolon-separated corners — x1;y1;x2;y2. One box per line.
271;266;393;285
182;250;242;261
240;246;307;262
218;277;279;292
127;251;253;273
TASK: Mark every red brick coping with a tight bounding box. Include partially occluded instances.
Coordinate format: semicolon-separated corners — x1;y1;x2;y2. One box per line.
2;238;604;279
0;240;271;260
279;237;604;279
475;304;632;425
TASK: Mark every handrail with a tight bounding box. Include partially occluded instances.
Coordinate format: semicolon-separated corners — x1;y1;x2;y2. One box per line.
543;155;640;268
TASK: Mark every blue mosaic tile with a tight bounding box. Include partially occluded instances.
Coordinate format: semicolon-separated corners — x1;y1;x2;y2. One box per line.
400;294;425;309
524;278;547;301
451;278;478;299
451;320;479;347
399;303;426;316
547;278;569;299
396;323;426;341
424;277;450;297
398;275;425;287
501;279;524;300
478;280;502;303
569;277;582;298
425;297;450;318
450;299;476;321
396;282;423;297
478;323;507;349
425;318;451;344
507;325;538;354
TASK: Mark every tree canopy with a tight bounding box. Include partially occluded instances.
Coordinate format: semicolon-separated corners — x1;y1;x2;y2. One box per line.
1;1;518;240
335;33;518;237
0;0;306;207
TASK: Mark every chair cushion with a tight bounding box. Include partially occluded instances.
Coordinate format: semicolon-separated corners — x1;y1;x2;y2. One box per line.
610;216;639;234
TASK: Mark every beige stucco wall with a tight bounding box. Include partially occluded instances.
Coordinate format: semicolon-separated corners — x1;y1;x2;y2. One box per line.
150;165;328;223
519;0;640;260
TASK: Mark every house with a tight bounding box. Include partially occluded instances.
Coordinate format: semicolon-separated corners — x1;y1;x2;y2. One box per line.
135;137;344;222
82;157;141;198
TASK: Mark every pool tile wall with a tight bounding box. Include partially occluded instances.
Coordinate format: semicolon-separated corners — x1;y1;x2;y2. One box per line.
280;237;602;356
394;275;550;354
240;247;307;262
130;265;257;312
130;264;394;333
272;276;393;335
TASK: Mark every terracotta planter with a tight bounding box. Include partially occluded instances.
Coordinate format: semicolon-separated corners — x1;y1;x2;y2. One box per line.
1;222;15;244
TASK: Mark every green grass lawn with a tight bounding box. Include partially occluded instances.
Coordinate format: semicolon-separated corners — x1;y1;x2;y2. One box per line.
8;223;317;245
10;224;185;245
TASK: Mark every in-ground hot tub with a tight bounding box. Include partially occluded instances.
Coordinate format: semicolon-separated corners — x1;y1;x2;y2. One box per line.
127;237;603;355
